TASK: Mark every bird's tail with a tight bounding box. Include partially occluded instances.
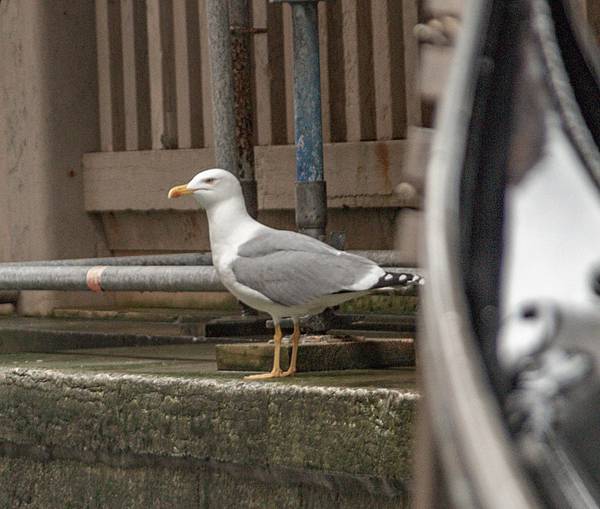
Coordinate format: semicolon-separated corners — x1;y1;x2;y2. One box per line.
370;272;424;291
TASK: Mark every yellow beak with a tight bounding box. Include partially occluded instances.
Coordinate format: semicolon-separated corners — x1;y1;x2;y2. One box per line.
168;184;194;199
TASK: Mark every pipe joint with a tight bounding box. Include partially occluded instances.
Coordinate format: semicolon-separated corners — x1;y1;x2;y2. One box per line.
295;181;327;239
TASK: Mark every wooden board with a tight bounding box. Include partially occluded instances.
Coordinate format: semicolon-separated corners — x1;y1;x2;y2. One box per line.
83;140;416;212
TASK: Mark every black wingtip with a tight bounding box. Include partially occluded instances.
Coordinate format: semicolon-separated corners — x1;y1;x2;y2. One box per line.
371;272;423;290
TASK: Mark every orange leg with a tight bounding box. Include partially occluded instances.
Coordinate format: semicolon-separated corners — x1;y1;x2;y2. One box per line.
244;323;284;380
282;319;300;377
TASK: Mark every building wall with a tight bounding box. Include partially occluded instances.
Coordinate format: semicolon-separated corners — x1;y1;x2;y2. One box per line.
0;0;422;313
85;0;422;257
0;0;113;313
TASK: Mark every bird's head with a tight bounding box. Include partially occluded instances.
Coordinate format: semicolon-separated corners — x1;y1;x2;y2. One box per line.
168;168;242;209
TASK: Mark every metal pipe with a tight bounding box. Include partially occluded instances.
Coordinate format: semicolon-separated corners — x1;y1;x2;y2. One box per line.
272;0;326;240
293;1;326;240
206;0;238;175
0;251;412;268
229;0;258;218
0;253;213;267
0;266;225;292
0;265;421;292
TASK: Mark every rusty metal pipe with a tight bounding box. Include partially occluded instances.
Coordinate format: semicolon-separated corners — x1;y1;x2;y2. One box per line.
206;0;238;175
229;0;258;218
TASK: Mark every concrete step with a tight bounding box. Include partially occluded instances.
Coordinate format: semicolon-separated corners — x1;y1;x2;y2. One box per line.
0;344;418;508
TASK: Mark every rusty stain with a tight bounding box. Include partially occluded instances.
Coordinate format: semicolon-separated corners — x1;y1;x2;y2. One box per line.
68;169;76;177
375;142;393;193
230;25;267;34
231;22;255;181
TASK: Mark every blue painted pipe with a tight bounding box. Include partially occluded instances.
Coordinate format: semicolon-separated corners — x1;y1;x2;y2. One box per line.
290;1;324;183
272;0;327;238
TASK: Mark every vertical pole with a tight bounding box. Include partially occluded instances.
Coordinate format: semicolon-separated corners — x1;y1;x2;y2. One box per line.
206;0;239;175
292;1;326;240
229;0;258;218
273;0;326;240
207;0;259;317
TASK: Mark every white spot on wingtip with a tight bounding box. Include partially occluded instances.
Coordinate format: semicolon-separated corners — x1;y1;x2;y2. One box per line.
384;274;393;280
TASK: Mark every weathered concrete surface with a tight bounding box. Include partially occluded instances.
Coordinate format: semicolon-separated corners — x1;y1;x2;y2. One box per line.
216;338;415;372
0;455;406;509
0;317;205;354
0;344;417;507
0;369;417;478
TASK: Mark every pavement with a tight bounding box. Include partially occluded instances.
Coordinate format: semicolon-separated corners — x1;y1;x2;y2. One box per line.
0;310;418;508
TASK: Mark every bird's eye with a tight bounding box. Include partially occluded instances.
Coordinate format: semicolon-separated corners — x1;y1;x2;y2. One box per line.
205;178;217;185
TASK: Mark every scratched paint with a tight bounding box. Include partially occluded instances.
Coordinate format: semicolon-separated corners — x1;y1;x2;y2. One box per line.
291;2;324;183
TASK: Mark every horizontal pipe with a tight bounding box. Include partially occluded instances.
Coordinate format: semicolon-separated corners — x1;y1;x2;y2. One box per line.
0;251;410;268
0;253;213;267
0;266;225;292
0;265;421;292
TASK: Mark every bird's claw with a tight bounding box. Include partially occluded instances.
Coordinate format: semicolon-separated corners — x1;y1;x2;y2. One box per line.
244;369;284;380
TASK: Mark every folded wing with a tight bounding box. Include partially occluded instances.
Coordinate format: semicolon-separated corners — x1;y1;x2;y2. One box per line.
232;230;384;306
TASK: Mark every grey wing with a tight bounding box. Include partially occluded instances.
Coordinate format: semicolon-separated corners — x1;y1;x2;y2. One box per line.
233;230;382;306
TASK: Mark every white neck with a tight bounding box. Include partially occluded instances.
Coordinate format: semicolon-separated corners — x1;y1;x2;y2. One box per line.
205;195;259;257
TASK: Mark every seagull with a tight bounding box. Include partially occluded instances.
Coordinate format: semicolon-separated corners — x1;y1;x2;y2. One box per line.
168;169;420;380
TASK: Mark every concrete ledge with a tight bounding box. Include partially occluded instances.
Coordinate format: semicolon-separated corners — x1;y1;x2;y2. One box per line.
0;453;408;508
0;368;417;507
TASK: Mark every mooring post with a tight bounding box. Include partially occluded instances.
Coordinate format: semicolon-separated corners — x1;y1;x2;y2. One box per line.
271;0;326;240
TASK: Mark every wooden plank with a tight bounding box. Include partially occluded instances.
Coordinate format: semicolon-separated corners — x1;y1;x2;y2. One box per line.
83;141;415;212
341;0;375;141
108;0;126;151
256;141;411;209
101;211;211;252
318;1;331;143
83;148;215;211
134;0;152;150
146;0;165;149
95;0;113;151
325;0;347;142
216;339;415;372
266;2;288;145
173;0;192;148
121;0;138;150
251;0;272;146
185;0;204;148
198;0;214;147
371;0;406;140
103;208;398;252
402;0;422;127
282;3;295;144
